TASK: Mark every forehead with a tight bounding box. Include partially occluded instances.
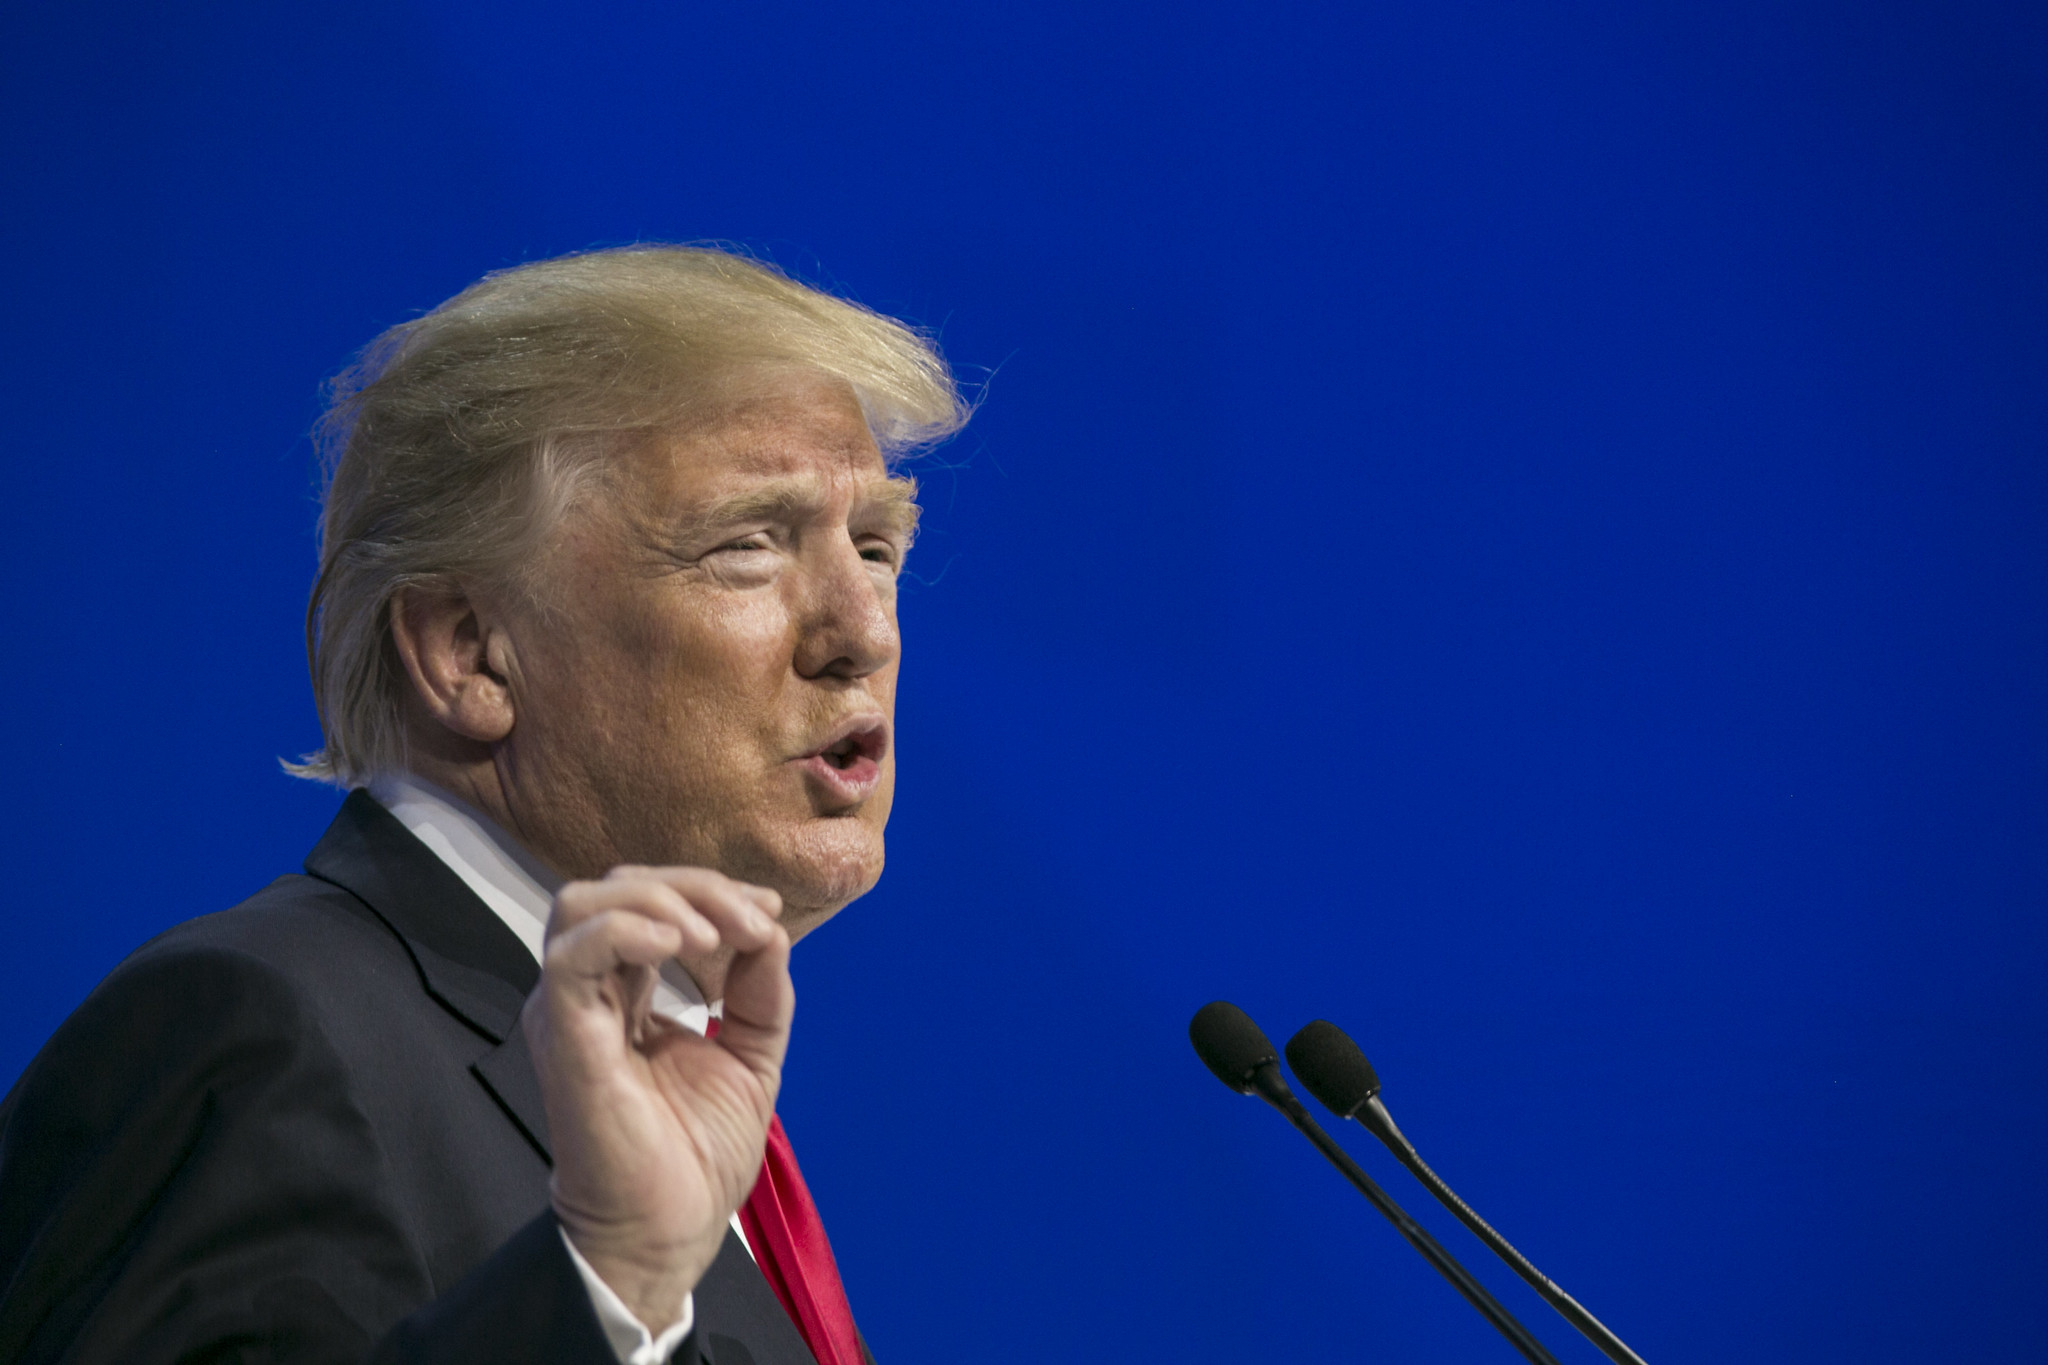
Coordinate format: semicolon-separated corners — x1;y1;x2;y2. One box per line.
652;370;888;496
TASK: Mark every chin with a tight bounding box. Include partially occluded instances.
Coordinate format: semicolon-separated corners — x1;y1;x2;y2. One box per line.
750;818;885;938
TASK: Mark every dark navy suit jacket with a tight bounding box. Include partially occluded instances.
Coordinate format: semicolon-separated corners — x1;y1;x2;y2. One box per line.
0;792;823;1365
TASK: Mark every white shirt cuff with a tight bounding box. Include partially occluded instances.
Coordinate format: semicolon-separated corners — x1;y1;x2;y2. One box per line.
559;1228;696;1364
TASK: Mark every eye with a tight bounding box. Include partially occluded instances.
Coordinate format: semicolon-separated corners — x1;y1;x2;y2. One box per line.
713;534;774;555
858;539;903;569
693;532;781;580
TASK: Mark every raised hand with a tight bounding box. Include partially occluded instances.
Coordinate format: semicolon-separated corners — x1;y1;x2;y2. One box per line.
521;865;794;1332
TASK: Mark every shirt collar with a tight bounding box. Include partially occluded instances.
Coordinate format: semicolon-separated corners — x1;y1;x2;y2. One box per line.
365;772;718;1034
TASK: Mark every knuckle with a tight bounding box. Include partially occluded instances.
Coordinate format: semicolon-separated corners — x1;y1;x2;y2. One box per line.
541;931;581;970
653;869;711;898
592;907;637;934
640;884;690;920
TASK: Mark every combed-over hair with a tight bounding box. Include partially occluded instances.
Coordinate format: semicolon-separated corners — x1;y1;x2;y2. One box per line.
287;244;970;786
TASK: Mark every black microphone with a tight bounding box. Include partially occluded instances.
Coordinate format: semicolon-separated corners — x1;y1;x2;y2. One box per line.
1188;1003;1563;1365
1286;1020;1649;1365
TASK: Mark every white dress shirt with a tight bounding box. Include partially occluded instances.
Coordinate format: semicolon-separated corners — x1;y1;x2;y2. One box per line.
367;773;752;1365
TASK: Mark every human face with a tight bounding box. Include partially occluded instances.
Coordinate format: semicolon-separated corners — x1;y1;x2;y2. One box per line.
496;372;914;942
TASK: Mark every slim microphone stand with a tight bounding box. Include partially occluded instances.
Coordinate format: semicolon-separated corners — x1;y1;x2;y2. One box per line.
1246;1065;1564;1365
1353;1096;1648;1365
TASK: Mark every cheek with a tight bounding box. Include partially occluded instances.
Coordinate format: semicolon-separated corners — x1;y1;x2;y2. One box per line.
644;612;797;758
626;600;803;788
520;591;791;768
607;590;793;696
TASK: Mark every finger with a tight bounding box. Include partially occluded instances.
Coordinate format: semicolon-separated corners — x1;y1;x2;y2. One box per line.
544;909;684;994
602;866;781;953
711;922;795;1085
525;912;691;1110
551;878;720;956
603;864;779;923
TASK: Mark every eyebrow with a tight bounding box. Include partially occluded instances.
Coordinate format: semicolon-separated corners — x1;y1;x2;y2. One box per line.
677;475;921;542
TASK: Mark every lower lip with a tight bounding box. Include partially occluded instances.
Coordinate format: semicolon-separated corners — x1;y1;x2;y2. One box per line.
798;753;882;803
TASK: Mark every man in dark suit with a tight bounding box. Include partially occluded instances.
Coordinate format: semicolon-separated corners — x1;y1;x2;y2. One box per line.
0;245;969;1363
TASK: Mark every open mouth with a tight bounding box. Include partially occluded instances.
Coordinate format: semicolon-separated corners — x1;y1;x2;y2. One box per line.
798;720;888;798
820;735;867;770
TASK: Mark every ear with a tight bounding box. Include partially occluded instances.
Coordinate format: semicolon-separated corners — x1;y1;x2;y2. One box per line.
388;585;518;744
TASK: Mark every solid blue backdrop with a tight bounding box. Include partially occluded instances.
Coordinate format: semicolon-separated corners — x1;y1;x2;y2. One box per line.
1;2;2043;1361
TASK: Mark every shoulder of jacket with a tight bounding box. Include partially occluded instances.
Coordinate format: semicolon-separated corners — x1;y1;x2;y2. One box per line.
121;872;402;981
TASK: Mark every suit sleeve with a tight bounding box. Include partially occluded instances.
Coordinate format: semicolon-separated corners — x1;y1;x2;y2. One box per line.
0;944;686;1365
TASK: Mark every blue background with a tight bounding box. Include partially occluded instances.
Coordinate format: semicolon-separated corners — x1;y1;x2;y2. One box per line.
3;2;2044;1360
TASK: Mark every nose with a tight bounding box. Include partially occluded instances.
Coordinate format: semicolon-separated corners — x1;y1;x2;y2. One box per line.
791;534;899;681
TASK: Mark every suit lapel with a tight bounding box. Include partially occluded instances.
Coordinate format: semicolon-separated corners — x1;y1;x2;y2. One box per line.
303;790;538;1043
473;1022;552;1163
697;1230;823;1365
304;790;549;1165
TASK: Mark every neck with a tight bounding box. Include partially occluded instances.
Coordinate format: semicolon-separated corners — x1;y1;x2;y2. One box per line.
401;751;539;861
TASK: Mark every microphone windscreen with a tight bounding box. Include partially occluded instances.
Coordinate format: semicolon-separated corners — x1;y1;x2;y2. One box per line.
1189;1001;1279;1094
1286;1020;1382;1117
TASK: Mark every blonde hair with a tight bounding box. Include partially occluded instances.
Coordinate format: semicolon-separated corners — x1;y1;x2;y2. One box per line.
288;244;970;786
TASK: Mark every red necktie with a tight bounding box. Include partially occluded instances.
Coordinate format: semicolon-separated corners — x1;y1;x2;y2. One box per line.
706;1019;865;1365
